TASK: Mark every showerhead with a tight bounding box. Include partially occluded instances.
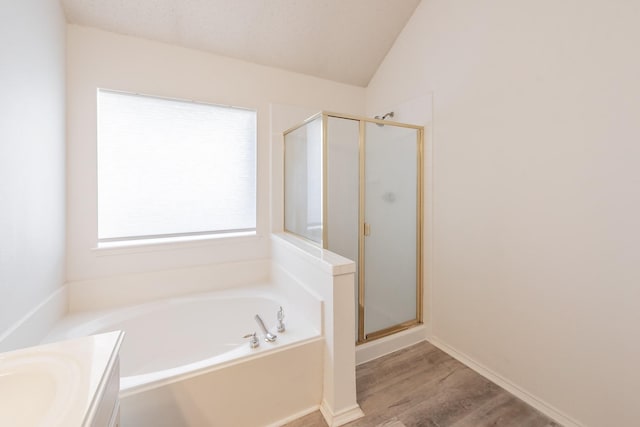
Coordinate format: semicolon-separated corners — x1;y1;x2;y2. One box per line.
374;111;394;126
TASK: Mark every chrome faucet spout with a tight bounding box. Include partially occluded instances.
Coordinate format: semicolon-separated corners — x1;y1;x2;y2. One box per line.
255;314;277;342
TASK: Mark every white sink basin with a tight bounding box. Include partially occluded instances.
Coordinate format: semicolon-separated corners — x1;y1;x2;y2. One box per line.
0;353;82;427
0;331;123;427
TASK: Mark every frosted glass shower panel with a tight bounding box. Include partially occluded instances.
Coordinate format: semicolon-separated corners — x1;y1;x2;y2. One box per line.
363;123;419;335
284;117;323;243
326;116;359;262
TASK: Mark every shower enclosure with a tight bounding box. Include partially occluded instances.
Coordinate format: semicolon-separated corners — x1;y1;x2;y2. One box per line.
284;112;423;343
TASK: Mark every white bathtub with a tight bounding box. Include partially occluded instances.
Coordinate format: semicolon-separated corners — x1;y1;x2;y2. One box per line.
44;284;325;426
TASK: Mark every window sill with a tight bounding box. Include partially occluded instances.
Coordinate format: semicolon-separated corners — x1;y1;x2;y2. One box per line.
92;231;259;256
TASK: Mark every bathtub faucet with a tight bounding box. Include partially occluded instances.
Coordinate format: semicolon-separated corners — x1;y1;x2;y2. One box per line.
254;314;277;342
277;306;286;333
243;332;260;348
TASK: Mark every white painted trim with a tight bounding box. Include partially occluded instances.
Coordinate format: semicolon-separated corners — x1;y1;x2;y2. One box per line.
320;400;364;427
92;232;261;256
0;285;68;352
428;336;583;427
266;404;320;427
356;325;428;365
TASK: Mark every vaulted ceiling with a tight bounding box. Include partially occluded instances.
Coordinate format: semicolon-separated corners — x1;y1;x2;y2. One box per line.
61;0;421;87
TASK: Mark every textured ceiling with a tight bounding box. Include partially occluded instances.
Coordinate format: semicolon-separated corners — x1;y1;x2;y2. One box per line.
61;0;421;87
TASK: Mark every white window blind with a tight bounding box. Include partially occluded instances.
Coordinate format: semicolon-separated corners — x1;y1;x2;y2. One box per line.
97;90;256;242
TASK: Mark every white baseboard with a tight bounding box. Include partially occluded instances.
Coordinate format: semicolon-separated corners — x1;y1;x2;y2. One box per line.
428;336;583;427
0;285;68;352
356;325;428;365
320;401;364;427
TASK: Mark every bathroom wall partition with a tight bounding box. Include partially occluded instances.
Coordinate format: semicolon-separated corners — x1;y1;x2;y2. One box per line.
284;112;424;344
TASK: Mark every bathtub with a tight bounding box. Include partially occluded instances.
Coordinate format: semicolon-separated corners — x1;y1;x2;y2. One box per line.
44;284;325;426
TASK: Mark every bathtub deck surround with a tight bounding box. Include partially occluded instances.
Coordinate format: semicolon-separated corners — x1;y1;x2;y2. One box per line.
119;338;324;426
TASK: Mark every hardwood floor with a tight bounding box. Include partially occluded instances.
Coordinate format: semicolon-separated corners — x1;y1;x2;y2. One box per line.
284;341;559;427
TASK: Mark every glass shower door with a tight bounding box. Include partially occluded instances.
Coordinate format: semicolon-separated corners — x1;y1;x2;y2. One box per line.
362;122;421;338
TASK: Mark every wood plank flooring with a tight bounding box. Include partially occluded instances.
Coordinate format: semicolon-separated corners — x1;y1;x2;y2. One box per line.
284;341;560;427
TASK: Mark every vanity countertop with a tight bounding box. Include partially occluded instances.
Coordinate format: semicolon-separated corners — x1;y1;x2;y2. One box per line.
0;330;124;427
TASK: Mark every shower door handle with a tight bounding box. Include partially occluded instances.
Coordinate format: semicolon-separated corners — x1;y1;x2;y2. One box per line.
364;223;371;236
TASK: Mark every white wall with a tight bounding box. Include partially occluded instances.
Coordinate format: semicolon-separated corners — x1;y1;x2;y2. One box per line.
67;25;365;281
366;1;640;426
0;0;66;341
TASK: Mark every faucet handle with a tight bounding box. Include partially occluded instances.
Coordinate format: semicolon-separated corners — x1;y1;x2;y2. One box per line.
243;332;260;348
277;306;286;333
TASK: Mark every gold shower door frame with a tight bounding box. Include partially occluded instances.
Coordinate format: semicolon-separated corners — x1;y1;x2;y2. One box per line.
283;111;424;345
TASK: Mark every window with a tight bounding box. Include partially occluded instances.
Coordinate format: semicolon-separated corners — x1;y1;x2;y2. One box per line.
97;89;256;244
